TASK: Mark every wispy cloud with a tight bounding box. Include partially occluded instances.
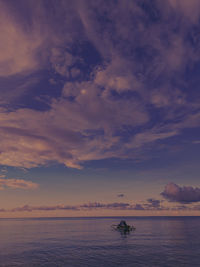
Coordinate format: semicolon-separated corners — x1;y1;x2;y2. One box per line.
0;178;38;190
192;140;200;144
0;0;200;170
0;1;46;77
11;204;78;212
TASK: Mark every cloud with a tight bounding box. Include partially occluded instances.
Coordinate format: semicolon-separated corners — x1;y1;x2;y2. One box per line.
0;209;6;212
3;197;200;213
168;0;200;22
192;140;200;144
126;128;178;149
3;202;133;212
0;2;46;77
146;198;161;208
0;87;148;169
0;178;38;190
117;194;125;198
11;204;78;212
0;200;169;213
161;183;200;203
80;202;130;210
0;0;200;170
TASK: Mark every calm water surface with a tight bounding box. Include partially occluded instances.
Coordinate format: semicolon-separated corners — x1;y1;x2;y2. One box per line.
0;217;199;266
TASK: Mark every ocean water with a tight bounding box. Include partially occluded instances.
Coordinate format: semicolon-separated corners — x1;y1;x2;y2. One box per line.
0;217;200;266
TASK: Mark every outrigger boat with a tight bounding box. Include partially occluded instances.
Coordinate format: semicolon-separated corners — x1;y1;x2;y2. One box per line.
111;220;136;232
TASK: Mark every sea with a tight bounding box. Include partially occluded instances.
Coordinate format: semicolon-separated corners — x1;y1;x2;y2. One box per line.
0;216;199;266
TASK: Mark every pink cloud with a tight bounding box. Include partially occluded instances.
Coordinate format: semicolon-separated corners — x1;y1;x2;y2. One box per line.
0;201;168;213
11;204;78;212
0;2;45;76
0;0;200;171
0;83;198;169
0;178;38;190
168;0;200;22
0;73;149;169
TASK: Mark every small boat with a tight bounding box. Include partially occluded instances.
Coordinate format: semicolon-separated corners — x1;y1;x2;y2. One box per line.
111;220;136;232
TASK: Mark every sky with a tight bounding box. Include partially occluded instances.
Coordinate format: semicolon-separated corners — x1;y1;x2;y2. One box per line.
0;0;200;217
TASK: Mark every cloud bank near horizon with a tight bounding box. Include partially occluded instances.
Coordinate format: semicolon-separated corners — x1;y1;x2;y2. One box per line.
0;201;167;213
1;199;200;213
0;182;199;212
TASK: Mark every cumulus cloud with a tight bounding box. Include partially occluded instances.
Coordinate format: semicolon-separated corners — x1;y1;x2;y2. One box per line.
161;183;200;203
0;178;38;190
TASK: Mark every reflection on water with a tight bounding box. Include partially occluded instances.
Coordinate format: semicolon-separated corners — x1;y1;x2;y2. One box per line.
0;217;200;266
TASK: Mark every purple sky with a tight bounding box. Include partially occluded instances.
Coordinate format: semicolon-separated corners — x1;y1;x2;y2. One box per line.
0;0;200;217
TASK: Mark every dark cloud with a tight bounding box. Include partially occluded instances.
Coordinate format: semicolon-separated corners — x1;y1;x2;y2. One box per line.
146;198;161;208
80;202;130;210
117;194;125;198
161;183;200;203
0;208;6;212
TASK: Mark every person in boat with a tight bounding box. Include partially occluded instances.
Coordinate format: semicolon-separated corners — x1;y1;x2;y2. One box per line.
118;220;128;228
112;220;135;232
